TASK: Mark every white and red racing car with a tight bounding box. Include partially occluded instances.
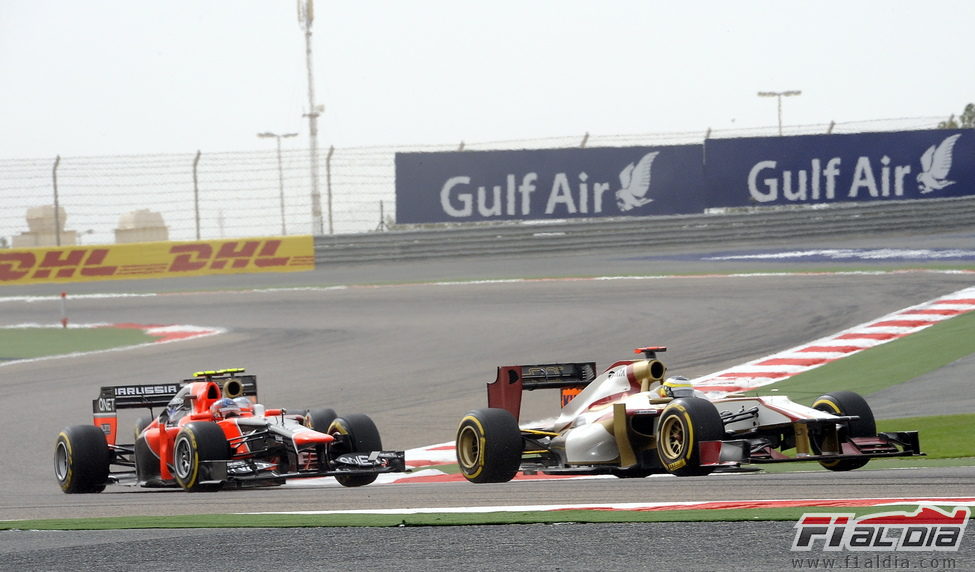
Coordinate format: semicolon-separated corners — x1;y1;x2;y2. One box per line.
55;368;406;493
455;347;922;482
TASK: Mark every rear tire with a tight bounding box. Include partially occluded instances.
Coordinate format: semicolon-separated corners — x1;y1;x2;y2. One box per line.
134;415;153;440
327;414;382;487
134;432;161;485
173;422;228;492
656;397;724;477
812;391;874;471
455;408;523;483
55;425;111;493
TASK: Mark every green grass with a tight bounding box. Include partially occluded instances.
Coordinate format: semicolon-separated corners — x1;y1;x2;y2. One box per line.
748;414;975;473
878;414;975;458
0;327;157;360
754;309;975;404
754;455;975;473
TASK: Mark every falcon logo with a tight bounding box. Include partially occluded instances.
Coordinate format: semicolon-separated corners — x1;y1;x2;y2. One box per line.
917;134;961;193
615;152;659;211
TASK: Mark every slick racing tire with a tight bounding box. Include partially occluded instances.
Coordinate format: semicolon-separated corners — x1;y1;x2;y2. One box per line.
55;425;111;494
304;408;338;432
656;397;724;477
132;415;158;484
173;422;229;492
134;432;161;485
327;414;383;487
456;408;522;484
812;391;875;472
134;415;153;439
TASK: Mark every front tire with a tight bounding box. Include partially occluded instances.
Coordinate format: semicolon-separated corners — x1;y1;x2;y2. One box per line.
455;408;523;483
55;425;111;493
172;422;228;492
812;391;875;471
304;408;337;432
328;414;382;487
656;397;724;477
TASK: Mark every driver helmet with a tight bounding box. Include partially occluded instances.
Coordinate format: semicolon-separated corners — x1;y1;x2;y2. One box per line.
210;397;241;419
656;376;695;399
232;396;254;414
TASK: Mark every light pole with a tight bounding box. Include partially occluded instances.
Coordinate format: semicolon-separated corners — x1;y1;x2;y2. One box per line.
757;90;801;136
257;131;298;235
298;0;325;236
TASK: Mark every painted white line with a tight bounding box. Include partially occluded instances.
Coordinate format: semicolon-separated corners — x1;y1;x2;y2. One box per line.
1;269;972;305
241;497;975;516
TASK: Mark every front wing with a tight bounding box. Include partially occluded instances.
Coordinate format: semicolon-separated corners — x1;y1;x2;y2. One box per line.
701;430;922;467
200;450;407;485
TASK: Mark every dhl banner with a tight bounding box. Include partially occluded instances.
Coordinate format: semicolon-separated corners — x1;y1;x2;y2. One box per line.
0;236;315;285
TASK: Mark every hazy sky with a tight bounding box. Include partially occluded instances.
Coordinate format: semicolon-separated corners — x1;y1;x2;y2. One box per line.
1;1;972;159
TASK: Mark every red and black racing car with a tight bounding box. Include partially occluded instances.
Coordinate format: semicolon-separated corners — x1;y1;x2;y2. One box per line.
55;368;405;493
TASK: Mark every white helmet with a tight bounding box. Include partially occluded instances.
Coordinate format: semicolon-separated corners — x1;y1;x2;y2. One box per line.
656;376;695;398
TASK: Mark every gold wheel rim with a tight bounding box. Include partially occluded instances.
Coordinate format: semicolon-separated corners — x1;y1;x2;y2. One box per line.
661;416;686;459
457;425;481;470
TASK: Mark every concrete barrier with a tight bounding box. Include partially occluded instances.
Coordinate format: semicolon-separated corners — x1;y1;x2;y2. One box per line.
314;196;975;264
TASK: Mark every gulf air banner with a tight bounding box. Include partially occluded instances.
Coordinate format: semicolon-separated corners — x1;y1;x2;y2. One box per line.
705;128;975;207
0;236;315;285
395;146;706;223
394;129;974;223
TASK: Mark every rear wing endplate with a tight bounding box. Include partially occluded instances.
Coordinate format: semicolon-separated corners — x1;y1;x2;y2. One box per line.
487;362;597;422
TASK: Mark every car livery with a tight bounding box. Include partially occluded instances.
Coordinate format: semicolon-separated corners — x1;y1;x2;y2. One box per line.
56;368;406;493
455;347;922;482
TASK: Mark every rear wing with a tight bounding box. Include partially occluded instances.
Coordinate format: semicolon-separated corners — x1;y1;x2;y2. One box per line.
92;368;258;445
487;362;597;422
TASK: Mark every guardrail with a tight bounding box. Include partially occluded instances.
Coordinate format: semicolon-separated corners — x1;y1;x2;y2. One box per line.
314;196;975;264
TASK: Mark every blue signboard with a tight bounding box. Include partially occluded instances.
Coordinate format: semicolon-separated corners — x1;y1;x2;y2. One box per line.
704;129;975;208
395;145;706;224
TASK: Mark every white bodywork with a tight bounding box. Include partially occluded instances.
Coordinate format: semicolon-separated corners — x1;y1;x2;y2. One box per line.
545;359;842;465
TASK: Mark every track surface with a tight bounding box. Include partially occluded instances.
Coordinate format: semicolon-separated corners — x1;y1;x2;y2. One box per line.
2;230;974;569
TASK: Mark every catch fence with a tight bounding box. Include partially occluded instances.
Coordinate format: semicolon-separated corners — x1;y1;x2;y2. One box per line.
0;116;947;248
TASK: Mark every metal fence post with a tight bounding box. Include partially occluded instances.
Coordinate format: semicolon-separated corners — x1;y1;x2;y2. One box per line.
326;145;334;235
193;150;201;240
52;155;62;246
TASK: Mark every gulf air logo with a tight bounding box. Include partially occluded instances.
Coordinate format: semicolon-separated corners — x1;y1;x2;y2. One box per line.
437;151;661;218
615;152;658;211
748;134;965;202
917;134;960;193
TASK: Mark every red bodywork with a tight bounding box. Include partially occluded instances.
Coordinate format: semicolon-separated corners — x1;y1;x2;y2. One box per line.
99;378;333;481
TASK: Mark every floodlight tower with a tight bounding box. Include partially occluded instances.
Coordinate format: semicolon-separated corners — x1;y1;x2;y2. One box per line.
299;0;325;235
